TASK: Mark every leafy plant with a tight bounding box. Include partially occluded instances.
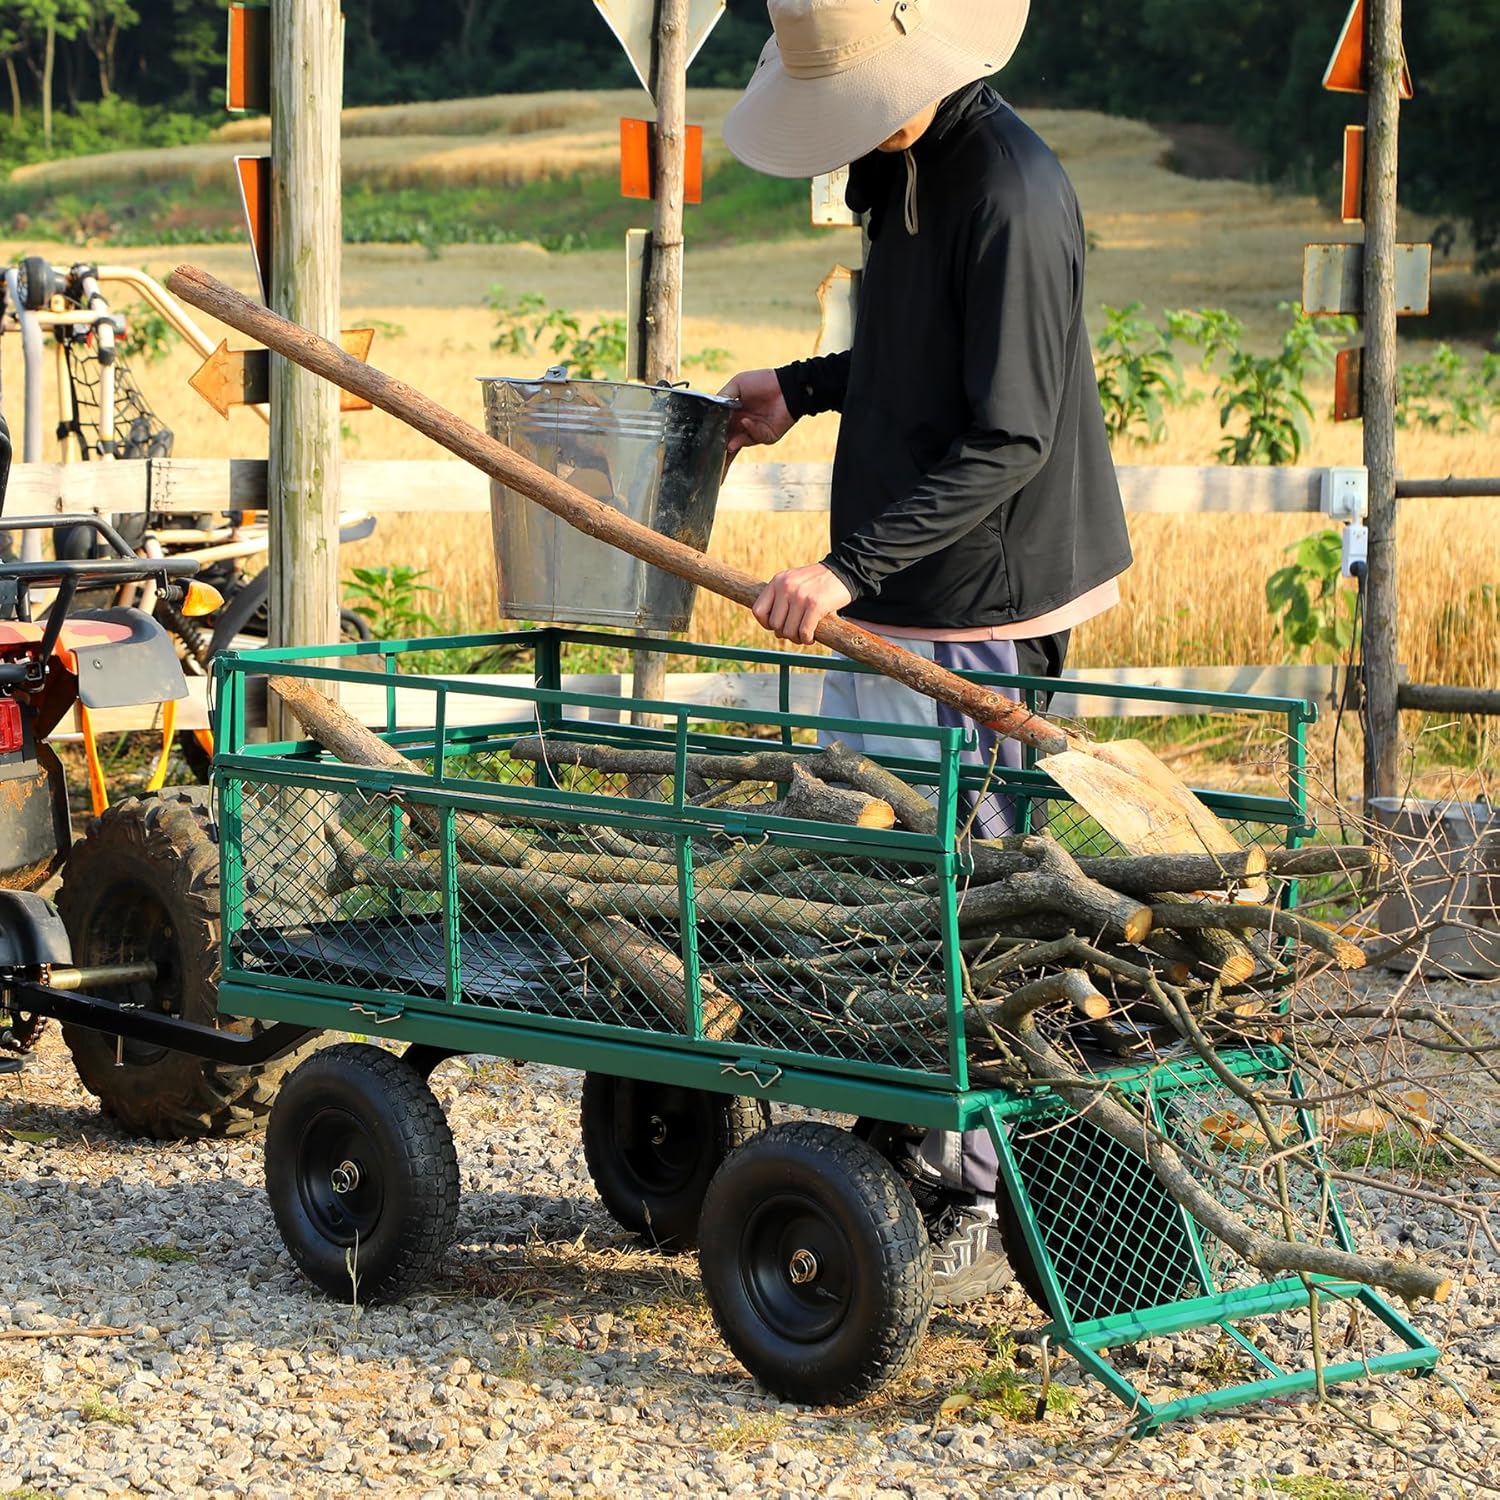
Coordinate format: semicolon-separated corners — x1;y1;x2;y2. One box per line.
682;345;732;375
1199;305;1352;465
1162;306;1245;370
343;564;441;641
1265;530;1358;662
486;285;626;380
1396;344;1500;434
1092;301;1186;444
119;300;176;363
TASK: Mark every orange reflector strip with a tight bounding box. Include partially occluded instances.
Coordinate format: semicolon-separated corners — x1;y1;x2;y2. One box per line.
620;119;704;205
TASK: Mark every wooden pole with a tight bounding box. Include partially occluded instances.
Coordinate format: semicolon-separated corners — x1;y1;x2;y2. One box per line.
630;0;690;731
1361;0;1402;808
268;0;342;736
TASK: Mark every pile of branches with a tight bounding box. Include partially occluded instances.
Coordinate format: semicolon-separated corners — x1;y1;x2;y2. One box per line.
269;676;1485;1310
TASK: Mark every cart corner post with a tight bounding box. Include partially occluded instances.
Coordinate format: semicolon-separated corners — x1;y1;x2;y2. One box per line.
267;0;343;737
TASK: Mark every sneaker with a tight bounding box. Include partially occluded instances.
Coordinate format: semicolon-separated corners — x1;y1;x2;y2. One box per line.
927;1195;1014;1307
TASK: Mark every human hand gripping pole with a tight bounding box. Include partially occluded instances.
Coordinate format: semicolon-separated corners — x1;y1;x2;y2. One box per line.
164;263;1243;859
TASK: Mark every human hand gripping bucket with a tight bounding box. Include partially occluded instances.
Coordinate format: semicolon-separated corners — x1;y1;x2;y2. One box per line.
481;367;737;632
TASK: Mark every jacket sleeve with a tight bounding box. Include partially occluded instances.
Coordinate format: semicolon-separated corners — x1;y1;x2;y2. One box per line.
821;189;1078;601
775;351;852;419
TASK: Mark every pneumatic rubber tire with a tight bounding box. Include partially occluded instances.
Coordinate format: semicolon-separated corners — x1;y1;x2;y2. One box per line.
699;1121;933;1407
580;1073;770;1250
266;1043;459;1304
57;793;315;1139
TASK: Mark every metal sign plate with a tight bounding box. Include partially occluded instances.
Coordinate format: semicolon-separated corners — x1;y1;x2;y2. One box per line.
1340;124;1364;224
1333;346;1364;421
1301;242;1431;317
226;3;270;114
811;168;858;228
233;154;271;303
1323;0;1413;97
815;265;859;355
593;0;727;100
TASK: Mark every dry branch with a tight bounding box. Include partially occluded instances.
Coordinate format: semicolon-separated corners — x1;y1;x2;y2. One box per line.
1150;901;1366;970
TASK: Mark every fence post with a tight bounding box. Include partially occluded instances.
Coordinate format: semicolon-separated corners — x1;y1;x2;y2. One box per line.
630;0;689;730
1361;0;1403;807
268;0;342;734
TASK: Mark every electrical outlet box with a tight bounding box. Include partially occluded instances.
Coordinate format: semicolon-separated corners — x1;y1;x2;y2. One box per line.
1341;522;1369;578
1321;466;1368;521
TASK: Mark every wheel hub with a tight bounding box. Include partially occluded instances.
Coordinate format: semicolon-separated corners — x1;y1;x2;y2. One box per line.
330;1160;362;1195
787;1248;819;1285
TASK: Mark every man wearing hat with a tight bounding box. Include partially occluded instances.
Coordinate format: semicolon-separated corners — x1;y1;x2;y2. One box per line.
720;0;1132;1305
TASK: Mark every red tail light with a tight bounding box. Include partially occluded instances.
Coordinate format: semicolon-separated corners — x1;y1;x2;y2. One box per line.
0;697;21;754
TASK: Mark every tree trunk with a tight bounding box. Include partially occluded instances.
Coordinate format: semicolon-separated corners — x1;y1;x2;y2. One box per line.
41;25;54;149
5;57;21;131
1361;0;1403;807
630;0;691;736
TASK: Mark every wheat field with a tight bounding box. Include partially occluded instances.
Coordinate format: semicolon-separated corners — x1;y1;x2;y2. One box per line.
2;98;1495;765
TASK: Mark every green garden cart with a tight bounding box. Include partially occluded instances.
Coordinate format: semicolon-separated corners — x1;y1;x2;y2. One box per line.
208;626;1438;1427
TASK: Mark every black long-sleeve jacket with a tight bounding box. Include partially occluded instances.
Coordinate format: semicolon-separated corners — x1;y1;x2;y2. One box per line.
775;85;1130;630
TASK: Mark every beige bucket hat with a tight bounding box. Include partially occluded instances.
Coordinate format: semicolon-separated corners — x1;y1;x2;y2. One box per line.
723;0;1030;178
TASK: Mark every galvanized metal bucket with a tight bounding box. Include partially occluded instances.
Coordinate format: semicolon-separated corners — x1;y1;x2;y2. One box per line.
481;366;736;631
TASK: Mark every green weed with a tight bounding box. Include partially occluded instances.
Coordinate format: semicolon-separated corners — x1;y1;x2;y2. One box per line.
706;1412;791;1453
948;1333;1078;1423
130;1244;195;1264
78;1391;129;1426
1267;1478;1370;1500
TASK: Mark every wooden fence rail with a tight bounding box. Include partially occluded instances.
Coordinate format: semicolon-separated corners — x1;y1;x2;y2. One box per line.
1;458;1438;730
9;458;1330;517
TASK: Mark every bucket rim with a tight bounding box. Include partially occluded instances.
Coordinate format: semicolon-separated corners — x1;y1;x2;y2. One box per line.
477;373;738;408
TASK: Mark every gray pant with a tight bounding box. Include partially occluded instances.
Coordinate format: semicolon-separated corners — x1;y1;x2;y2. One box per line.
819;631;1068;1197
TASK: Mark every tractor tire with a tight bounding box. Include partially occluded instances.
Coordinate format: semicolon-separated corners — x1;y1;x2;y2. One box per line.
56;793;312;1139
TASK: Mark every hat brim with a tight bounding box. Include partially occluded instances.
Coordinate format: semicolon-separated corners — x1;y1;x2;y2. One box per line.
723;2;1029;179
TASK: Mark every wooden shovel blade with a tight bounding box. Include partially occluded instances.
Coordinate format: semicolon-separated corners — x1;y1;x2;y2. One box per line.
1038;740;1269;900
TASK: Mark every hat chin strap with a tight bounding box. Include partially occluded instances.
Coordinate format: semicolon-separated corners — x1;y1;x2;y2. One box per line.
902;149;920;236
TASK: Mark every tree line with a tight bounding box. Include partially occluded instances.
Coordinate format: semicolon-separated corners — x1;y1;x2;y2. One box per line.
0;0;1494;273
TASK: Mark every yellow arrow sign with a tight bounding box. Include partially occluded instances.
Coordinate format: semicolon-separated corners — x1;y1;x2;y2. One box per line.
189;329;376;418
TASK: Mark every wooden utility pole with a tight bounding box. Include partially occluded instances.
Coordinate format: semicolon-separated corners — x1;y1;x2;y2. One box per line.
268;0;342;731
631;0;689;725
1361;0;1403;806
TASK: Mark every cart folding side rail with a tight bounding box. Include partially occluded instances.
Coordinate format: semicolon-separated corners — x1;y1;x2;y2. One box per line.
210;627;1436;1425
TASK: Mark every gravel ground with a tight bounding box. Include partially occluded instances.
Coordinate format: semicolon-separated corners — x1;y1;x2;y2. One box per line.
1;1021;1498;1500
